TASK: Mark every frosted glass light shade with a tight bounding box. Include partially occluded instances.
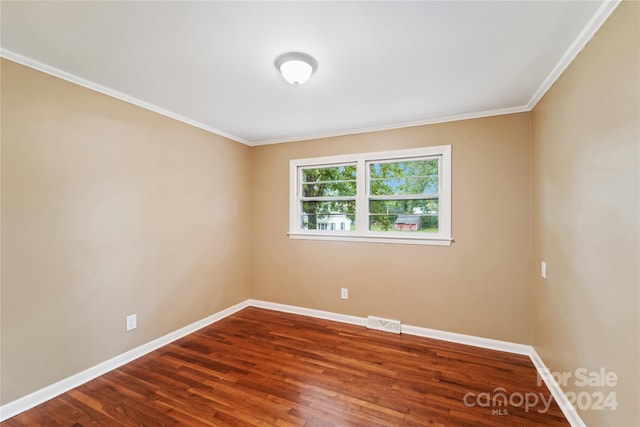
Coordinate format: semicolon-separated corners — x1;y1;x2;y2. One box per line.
280;60;313;85
275;52;317;85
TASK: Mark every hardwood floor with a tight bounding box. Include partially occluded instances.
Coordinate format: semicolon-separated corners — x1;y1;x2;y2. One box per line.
2;307;569;426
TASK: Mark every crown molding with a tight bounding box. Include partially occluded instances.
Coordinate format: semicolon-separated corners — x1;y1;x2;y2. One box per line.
251;105;530;146
0;48;528;147
0;49;251;146
526;0;622;109
1;0;620;147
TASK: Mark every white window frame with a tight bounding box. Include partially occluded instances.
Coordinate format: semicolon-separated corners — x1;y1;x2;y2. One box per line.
289;145;452;246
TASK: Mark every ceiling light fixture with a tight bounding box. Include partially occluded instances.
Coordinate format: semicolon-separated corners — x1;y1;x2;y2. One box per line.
275;52;317;86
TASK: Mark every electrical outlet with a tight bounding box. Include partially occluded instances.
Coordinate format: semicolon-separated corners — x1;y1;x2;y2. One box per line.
341;288;349;300
541;261;547;279
126;314;137;331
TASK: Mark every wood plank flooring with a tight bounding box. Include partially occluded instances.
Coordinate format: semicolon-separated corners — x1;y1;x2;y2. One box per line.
2;307;569;426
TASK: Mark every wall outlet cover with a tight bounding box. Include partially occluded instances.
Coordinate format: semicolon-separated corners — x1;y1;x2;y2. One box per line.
126;314;137;331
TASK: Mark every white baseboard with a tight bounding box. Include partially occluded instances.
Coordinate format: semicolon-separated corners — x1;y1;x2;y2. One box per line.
0;300;250;422
248;299;531;355
529;349;585;427
400;324;531;355
247;299;367;327
1;299;584;427
247;299;584;426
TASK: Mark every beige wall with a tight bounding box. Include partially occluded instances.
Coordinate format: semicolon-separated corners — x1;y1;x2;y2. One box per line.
0;59;253;404
531;2;639;426
2;3;637;424
252;113;532;344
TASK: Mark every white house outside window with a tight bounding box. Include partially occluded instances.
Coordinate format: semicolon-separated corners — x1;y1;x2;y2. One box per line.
289;145;452;246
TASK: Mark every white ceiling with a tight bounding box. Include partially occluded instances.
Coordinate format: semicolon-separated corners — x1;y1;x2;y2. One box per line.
1;1;618;146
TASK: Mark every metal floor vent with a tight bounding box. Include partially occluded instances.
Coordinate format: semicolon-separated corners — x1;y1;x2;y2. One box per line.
366;316;401;334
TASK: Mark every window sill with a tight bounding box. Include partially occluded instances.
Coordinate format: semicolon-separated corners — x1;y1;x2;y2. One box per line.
287;232;453;246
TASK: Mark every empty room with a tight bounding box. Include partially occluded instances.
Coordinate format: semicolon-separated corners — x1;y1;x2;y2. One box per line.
1;1;638;426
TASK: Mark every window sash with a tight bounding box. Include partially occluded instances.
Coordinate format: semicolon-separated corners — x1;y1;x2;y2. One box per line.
290;146;452;245
365;156;441;234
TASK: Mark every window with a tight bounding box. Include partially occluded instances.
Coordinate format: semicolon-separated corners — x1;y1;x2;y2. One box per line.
289;145;451;246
